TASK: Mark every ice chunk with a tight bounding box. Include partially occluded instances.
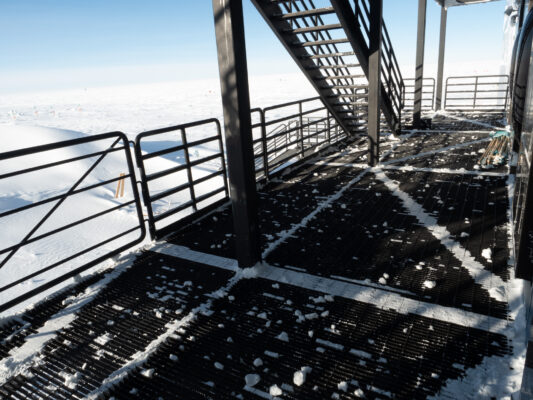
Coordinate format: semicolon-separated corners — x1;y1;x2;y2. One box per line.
276;331;289;342
253;358;263;367
338;381;348;392
169;354;178;361
270;384;283;396
423;280;436;289
214;362;224;370
294;370;306;386
245;374;261;387
141;368;154;378
482;248;492;262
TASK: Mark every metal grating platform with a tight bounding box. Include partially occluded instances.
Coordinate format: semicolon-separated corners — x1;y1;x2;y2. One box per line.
0;112;524;399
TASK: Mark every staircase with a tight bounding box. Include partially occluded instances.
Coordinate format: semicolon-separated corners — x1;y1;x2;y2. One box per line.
251;0;404;134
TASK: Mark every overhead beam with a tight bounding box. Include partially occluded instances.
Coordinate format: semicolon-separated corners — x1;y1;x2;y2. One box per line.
367;0;383;166
435;5;448;110
212;0;261;268
413;0;427;127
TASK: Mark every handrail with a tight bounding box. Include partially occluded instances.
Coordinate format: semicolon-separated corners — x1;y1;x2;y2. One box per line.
444;74;509;111
0;132;146;313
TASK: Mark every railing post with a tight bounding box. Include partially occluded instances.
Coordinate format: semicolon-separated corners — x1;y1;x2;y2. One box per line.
413;0;427;127
327;111;331;143
473;76;479;109
260;110;269;180
435;5;447;110
299;101;305;158
180;129;198;212
368;0;383;166
213;0;261;268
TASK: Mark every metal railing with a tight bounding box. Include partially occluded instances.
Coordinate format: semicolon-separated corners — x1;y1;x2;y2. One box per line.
0;132;145;313
354;0;405;123
135;119;229;239
444;75;509;112
0;97;352;312
251;97;348;180
403;78;436;111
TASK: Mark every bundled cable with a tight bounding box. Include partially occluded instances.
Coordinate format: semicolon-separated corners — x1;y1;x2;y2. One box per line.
477;130;510;168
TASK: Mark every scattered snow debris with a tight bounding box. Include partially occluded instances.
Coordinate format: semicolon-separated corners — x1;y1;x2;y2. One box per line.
245;374;261;387
272;283;280;289
264;350;279;358
423;280;436;289
341;204;347;209
281;383;294;393
59;371;82;390
489;286;506;302
383;273;389;279
106;320;115;326
324;295;334;302
204;381;215;387
217;323;225;328
431;372;439;379
460;232;470;238
169;354;178;361
111;305;124;311
305;312;319;320
378;277;387;285
129;388;138;395
269;384;283;396
308;330;314;338
253;358;263;367
214;362;224;370
227;337;234;343
316;338;344;351
320;310;329;318
276;332;289;342
482;248;492;262
354;388;365;397
332;392;340;399
155;311;163;319
338;381;349;392
94;333;113;346
316;347;326;353
368;339;375;345
294;370;306;386
141;368;154;378
228;296;235;301
257;312;268;319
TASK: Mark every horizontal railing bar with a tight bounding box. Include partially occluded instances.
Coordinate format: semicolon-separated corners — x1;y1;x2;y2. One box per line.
0;174;130;219
146;153;221;182
0;146;125;181
141;134;221;161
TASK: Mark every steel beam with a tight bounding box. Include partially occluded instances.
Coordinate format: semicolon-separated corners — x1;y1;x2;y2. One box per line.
367;0;383;166
413;0;427;127
435;6;447;110
212;0;261;268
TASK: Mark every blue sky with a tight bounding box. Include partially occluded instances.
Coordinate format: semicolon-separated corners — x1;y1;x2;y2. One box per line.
0;0;505;93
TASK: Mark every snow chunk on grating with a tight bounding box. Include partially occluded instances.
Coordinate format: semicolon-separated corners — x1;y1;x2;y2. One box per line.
59;371;82;390
270;384;283;396
253;358;263;367
141;368;154;378
214;362;224;370
94;332;113;346
423;280;436;289
245;374;261;387
276;331;289;342
482;248;492;262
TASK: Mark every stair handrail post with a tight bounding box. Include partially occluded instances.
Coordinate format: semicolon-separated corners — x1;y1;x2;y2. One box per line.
413;0;427;127
368;0;383;166
212;0;261;268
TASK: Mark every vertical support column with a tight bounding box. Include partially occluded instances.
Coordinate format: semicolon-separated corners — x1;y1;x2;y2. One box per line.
368;0;383;166
435;5;447;111
413;0;427;127
212;0;261;268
